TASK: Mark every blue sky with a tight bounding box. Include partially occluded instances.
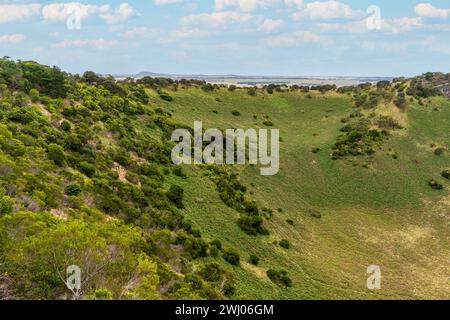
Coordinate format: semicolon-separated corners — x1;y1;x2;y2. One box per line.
0;0;450;76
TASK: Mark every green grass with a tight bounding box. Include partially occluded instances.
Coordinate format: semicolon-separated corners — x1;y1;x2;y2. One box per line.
156;88;449;299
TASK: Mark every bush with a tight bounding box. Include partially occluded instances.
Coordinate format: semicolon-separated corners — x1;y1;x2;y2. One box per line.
210;239;222;250
159;92;173;102
94;289;113;300
167;185;184;208
441;170;450;180
65;184;82;196
231;110;241;116
79;161;96;177
249;255;259;266
0;195;13;214
266;269;292;287
237;215;267;236
434;148;446;156
198;263;225;282
172;166;187;179
60;120;71;131
428;180;443;190
262;120;274;127
47;143;66;166
222;248;240;266
279;239;290;249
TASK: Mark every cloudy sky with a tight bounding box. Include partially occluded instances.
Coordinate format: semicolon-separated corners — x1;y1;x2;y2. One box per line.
1;0;450;76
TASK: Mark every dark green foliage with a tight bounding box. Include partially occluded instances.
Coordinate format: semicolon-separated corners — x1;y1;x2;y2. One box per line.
441;170;450;180
266;269;292;287
434;148;446;156
47;143;66;166
262;120;274;126
0;194;13;214
428;180;443;190
249;255;260;266
247;87;257;96
78;161;96;177
232;110;241;116
65;184;82;196
198;263;225;282
207;166;268;235
222;248;240;266
286;219;294;226
279;239;290;249
172;166;187;179
60;120;71;131
332;119;388;160
210;239;222;250
167;185;184;208
394;92;407;109
158;91;173;102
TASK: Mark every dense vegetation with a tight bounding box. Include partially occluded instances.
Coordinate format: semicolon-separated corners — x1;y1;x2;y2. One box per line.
0;58;449;300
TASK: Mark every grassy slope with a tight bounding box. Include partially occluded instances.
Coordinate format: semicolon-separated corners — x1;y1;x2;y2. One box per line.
157;88;449;299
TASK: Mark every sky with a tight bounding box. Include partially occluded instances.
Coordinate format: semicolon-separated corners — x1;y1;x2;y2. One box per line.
0;0;450;77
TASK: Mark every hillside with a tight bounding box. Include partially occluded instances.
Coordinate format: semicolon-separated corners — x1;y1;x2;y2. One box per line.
0;58;449;300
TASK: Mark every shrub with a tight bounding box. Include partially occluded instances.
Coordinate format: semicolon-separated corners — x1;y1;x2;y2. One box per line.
172;166;187;179
279;239;290;249
65;184;82;196
158;92;173;102
79;161;96;177
237;215;268;236
198;263;225;282
210;239;222;250
167;185;184;208
428;180;443;190
286;219;294;226
434;148;446;156
266;269;292;287
232;110;241;116
441;170;450;180
249;255;259;266
47;143;66;166
222;248;240;266
0;195;13;214
311;147;321;154
262;120;274;126
60;120;71;132
94;289;113;300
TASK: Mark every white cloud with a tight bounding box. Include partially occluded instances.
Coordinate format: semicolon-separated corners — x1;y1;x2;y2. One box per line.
259;19;284;32
384;17;423;34
182;11;260;28
42;2;137;25
292;0;364;20
100;3;139;25
284;0;303;9
415;3;450;19
54;38;117;49
42;2;109;22
0;4;41;23
154;0;184;5
264;31;322;47
0;34;26;44
215;0;279;12
319;17;423;34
